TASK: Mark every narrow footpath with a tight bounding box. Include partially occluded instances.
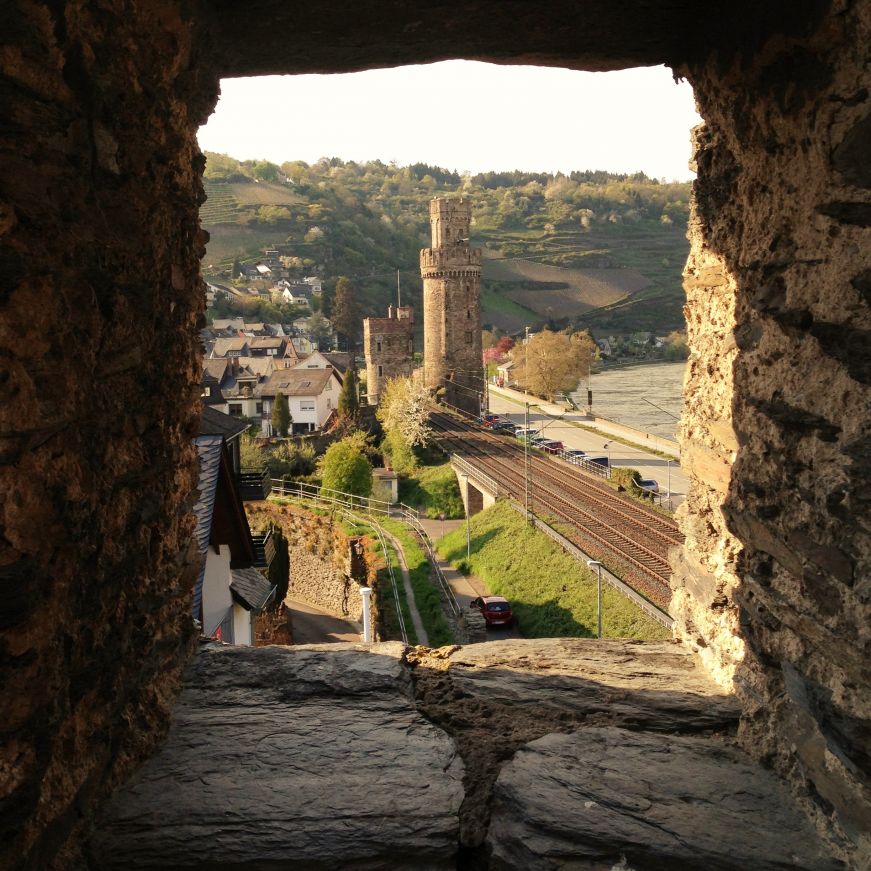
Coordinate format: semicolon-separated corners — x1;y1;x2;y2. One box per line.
381;529;429;646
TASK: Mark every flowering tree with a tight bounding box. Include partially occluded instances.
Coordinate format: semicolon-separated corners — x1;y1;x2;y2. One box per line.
376;376;433;447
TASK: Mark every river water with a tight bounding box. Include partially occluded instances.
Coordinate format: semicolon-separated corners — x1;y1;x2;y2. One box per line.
570;361;686;441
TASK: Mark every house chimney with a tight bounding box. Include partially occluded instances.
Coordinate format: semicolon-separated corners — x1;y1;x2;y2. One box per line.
387;305;394;319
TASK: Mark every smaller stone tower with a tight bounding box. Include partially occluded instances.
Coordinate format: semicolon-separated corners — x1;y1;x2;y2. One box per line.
421;197;483;415
362;305;414;405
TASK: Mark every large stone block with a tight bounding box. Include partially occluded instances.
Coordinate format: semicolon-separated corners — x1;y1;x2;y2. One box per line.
488;726;844;870
89;644;464;870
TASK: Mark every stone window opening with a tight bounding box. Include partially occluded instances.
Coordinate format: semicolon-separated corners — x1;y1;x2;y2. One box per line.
376;339;382;352
7;9;868;866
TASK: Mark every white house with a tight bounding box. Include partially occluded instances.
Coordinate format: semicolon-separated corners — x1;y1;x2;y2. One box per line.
192;433;275;645
255;367;342;434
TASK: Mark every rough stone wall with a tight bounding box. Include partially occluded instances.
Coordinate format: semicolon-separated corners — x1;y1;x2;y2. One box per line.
422;198;484;415
246;503;366;623
363;306;414;405
677;2;871;860
0;2;218;867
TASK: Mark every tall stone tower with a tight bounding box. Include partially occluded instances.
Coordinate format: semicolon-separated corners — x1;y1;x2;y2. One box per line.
421;197;483;415
362;304;414;405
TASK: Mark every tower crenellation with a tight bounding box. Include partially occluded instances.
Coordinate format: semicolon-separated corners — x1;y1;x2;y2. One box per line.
421;197;483;415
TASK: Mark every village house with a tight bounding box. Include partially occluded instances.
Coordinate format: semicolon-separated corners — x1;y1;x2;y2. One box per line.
292;350;352;382
211;337;250;359
248;336;286;358
255;367;342;434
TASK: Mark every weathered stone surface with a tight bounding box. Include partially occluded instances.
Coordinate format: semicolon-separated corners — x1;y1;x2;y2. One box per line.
441;638;740;731
409;640;740;853
676;2;871;861
89;644;464;870
488;726;844;870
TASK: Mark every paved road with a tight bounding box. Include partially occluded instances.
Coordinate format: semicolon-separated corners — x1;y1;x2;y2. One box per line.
418;518;521;640
486;394;688;508
286;598;361;645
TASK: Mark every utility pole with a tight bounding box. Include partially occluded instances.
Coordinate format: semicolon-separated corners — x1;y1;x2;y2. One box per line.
396;268;401;307
462;474;471;561
587;560;603;638
666;459;672;509
524;325;530;396
525;401;533;525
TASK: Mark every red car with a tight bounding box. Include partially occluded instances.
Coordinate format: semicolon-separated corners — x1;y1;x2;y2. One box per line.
470;595;514;627
541;440;564;454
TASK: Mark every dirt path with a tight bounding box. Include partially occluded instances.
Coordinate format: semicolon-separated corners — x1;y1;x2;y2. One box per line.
381;530;429;647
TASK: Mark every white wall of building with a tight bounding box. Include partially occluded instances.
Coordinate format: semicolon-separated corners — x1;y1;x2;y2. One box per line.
201;544;233;638
233;603;254;646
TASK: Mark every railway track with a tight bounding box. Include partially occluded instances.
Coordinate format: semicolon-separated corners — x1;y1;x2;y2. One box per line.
430;410;682;609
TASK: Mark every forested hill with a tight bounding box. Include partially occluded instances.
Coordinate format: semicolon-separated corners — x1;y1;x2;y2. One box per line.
200;152;692;335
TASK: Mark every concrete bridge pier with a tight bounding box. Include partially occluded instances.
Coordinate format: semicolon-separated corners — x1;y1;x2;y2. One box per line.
451;461;498;517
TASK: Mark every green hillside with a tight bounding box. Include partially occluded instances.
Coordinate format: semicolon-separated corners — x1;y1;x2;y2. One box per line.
199;154;691;334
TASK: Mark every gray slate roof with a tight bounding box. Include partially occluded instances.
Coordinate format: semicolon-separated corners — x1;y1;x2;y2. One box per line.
199;406;248;441
191;434;224;619
230;567;275;612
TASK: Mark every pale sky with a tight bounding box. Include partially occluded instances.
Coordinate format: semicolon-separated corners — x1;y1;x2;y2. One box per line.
198;61;701;181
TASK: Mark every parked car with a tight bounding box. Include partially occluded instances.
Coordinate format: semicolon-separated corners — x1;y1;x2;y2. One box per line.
514;427;538;440
491;421;517;434
479;413;500;427
540;440;564;454
586;456;610;468
470;595;514;628
638;478;660;493
563;449;587;464
530;437;551;448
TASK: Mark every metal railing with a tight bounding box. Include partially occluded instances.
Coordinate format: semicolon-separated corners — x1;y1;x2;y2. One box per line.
338;509;407;645
398;508;463;621
270;479;419;519
449;453;502;497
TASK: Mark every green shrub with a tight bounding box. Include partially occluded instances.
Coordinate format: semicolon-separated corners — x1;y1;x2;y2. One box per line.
398;463;464;518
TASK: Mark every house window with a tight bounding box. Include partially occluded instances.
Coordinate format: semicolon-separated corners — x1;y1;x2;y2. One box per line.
300;400;315;411
228;403;243;417
201;386;212;397
255;402;263;414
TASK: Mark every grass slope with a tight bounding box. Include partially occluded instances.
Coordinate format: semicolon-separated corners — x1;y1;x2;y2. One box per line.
436;501;668;640
398;462;465;519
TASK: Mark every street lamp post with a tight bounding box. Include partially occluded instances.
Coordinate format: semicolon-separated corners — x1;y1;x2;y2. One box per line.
603;441;612;474
586;560;603;638
461;474;471;561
